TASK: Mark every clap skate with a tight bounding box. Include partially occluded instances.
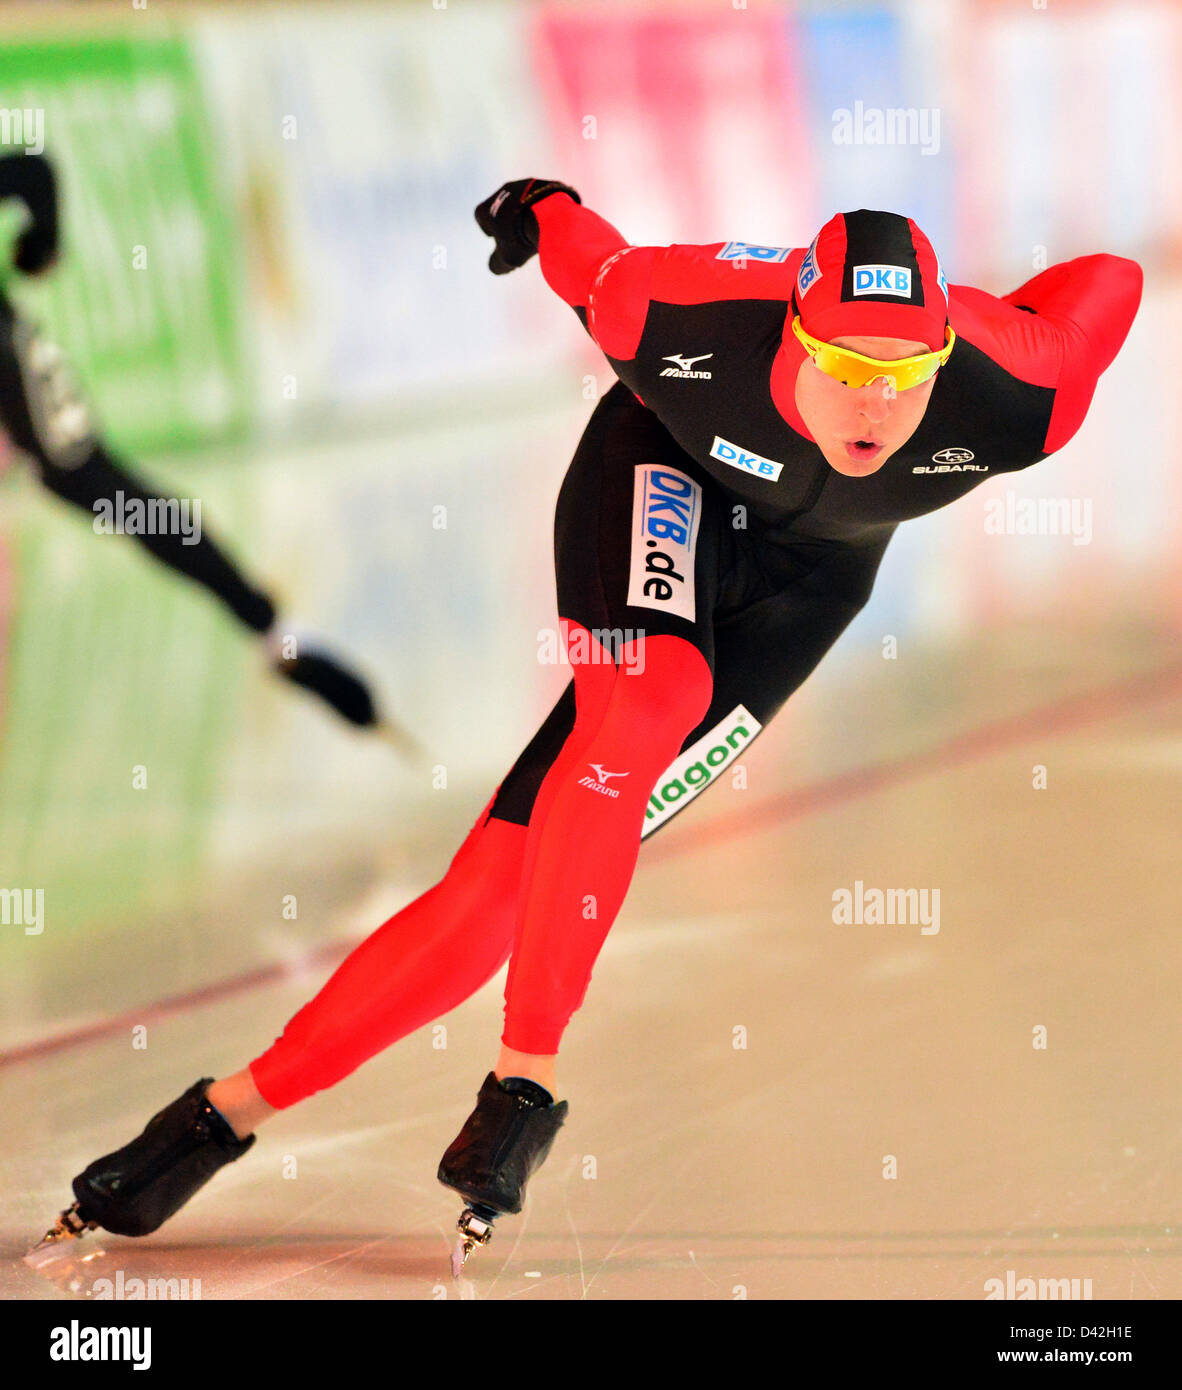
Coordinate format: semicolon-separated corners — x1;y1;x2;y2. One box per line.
27;1078;254;1265
25;1202;99;1269
272;646;378;726
438;1072;568;1277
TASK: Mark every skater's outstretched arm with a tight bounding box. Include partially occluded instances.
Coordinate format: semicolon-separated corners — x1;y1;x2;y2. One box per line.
475;177;655;360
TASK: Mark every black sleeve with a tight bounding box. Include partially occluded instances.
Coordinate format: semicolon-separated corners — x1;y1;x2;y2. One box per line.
35;442;277;634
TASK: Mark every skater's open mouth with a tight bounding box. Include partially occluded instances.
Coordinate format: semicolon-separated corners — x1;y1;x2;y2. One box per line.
844;439;884;462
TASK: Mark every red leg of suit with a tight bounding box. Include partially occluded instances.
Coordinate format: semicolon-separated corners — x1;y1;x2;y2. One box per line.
249;800;525;1109
249;624;710;1107
502;626;713;1054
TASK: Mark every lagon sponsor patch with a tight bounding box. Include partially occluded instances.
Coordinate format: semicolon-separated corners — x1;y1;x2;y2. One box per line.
640;704;762;836
627;464;702;622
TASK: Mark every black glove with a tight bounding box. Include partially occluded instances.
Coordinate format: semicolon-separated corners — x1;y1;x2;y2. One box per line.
475;178;580;275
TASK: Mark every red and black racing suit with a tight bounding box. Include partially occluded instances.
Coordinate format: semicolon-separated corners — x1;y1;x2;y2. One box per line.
250;194;1142;1104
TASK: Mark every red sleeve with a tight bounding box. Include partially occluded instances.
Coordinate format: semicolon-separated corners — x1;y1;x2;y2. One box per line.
1006;254;1143;453
533;194;655;361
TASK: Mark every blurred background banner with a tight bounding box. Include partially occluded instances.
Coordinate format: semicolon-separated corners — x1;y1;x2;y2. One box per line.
532;3;818;249
0;0;1177;1040
189;4;573;435
1;1;1178;449
0;30;248;455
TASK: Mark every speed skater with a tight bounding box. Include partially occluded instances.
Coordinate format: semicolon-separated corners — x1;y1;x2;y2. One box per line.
32;176;1142;1273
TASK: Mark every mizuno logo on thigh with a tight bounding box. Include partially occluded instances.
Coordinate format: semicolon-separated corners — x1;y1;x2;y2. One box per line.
626;464;702;623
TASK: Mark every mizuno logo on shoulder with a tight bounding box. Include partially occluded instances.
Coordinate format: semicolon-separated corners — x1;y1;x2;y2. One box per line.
660;352;713;379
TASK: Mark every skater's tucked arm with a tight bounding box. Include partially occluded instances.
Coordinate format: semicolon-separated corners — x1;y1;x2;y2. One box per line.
1014;254;1142;454
1005;254;1143;376
952;253;1143;456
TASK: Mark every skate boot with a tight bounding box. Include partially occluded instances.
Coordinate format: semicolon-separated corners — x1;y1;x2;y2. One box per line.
269;638;420;756
272;647;379;727
28;1079;254;1264
437;1072;568;1276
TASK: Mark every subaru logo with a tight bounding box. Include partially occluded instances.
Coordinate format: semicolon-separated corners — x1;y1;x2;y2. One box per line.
932;447;975;464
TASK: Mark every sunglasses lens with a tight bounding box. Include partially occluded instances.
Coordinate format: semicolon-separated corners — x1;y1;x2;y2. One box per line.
796;318;952;390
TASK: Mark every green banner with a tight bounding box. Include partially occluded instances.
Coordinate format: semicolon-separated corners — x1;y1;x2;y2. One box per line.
0;459;254;977
0;31;249;454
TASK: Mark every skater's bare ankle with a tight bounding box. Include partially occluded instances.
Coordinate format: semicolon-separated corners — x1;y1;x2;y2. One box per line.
206;1070;276;1140
495;1047;559;1102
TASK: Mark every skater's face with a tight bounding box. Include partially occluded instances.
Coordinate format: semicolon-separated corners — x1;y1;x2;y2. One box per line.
794;334;938;478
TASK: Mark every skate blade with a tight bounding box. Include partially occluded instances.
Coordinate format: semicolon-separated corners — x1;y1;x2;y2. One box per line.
450;1205;495;1279
25;1231;89;1270
25;1205;97;1269
373;717;425;764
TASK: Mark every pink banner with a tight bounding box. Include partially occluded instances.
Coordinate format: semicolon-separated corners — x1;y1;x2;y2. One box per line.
531;4;817;251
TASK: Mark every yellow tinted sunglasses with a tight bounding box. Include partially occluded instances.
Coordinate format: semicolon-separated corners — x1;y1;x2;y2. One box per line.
792;316;955;391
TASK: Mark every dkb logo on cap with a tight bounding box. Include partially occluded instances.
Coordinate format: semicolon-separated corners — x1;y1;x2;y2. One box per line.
852;264;912;298
796;237;822;298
